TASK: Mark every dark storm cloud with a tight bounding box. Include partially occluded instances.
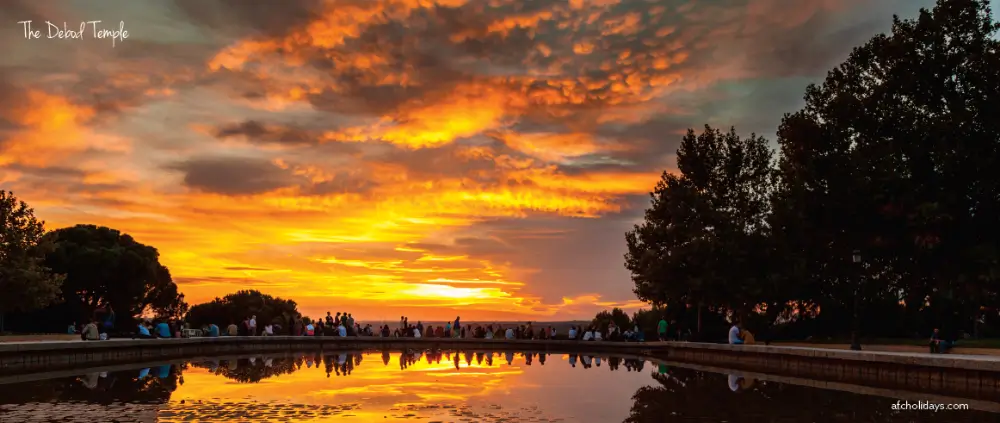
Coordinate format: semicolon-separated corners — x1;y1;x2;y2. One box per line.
170;156;301;196
169;156;379;197
171;0;325;38
214;120;315;146
223;266;273;271
301;173;381;196
1;163;86;179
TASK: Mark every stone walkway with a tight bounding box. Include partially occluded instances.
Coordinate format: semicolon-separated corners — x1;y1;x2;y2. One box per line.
776;341;1000;357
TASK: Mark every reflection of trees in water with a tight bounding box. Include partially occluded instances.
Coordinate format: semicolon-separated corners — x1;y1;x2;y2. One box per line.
0;364;183;405
188;354;370;382
622;367;988;423
191;357;297;384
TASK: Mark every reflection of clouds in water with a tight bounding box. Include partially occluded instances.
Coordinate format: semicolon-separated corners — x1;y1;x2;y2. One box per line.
1;351;654;423
173;350;646;421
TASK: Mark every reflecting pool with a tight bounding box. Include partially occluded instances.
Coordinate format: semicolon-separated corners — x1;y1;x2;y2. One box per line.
0;350;993;422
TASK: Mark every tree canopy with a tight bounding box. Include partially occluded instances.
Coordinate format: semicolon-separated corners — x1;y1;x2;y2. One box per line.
592;307;633;332
185;289;299;329
0;191;63;317
625;0;1000;340
43;225;188;327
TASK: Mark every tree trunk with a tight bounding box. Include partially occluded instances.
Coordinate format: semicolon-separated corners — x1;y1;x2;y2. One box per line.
697;303;703;334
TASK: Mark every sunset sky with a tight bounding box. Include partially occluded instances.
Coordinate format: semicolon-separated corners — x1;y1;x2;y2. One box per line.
0;0;966;321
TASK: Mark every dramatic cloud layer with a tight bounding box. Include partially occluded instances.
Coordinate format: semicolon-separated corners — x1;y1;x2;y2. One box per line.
0;0;948;320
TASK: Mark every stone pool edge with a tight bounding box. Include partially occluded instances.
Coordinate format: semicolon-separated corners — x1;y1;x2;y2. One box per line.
1;337;998;398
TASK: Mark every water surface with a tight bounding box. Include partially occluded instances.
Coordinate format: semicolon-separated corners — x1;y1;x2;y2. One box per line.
0;350;991;422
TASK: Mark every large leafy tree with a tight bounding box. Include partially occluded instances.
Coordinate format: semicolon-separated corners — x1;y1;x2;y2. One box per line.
0;191;62;318
774;0;1000;336
592;307;633;332
625;126;780;331
43;224;187;327
185;289;299;329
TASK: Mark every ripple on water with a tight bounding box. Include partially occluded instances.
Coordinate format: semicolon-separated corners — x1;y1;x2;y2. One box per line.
2;400;570;423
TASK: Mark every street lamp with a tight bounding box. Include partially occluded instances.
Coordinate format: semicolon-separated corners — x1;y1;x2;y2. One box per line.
850;250;862;351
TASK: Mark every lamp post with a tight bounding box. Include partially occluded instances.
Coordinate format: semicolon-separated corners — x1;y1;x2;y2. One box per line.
850;250;862;351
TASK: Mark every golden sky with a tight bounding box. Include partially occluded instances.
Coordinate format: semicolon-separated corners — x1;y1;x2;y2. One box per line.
0;0;937;320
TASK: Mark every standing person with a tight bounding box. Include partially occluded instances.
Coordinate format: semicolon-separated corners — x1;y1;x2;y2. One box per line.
657;317;668;341
102;305;115;335
454;316;461;332
444;322;452;338
347;313;355;329
249;315;258;336
400;316;405;330
329;312;337;327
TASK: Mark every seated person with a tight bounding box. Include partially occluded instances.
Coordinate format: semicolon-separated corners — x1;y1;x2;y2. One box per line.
741;329;756;345
134;322;152;339
929;328;953;353
207;323;220;337
582;329;594;341
155;320;172;338
728;322;744;344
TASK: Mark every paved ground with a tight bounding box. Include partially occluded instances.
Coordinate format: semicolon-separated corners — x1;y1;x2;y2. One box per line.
775;342;1000;357
4;334;1000;362
0;335;79;342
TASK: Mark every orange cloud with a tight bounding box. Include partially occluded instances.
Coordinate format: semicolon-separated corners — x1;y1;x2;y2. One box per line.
7;0;872;321
0;91;100;167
